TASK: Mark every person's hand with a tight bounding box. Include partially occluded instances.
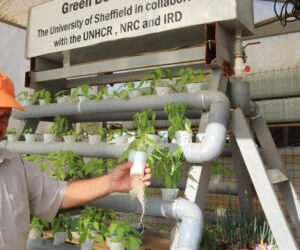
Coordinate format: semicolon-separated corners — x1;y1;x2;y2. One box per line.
108;161;151;193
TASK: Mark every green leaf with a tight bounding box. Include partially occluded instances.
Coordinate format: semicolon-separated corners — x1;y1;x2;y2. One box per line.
67;231;73;241
109;222;118;235
129;235;141;250
127;81;135;90
117;227;124;237
79;231;88;244
184;119;192;133
165;175;173;189
120;90;129;100
113;91;119;97
83;218;90;228
93;222;99;231
95;234;104;243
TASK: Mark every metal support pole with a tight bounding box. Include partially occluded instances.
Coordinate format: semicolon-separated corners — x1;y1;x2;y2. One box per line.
229;134;255;219
252;114;300;236
231;108;298;249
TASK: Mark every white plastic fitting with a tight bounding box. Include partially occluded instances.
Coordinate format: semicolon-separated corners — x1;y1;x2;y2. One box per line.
182;122;226;163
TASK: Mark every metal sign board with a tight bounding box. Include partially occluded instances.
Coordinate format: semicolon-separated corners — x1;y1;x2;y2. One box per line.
26;0;253;58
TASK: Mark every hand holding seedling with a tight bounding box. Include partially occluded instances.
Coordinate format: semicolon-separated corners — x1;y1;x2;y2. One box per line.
61;161;151;209
109;161;151;193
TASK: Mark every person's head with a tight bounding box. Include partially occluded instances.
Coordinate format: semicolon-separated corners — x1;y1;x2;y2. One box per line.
0;73;24;139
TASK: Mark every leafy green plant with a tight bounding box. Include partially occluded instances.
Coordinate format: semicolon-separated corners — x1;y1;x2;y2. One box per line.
102;209;117;221
70;84;91;100
141;68;173;94
84;158;105;177
23;128;36;142
6;128;17;135
35;89;52;104
22;154;49;172
224;166;235;177
134;108;156;137
22;154;45;162
76;207;108;245
214;212;277;249
105;159;116;173
47;150;84;180
55;90;66;98
258;217;276;247
23;128;33;134
63;129;77;137
51;213;73;239
125;81;138;91
47;151;69;181
84;124;107;138
79;84;92;97
153;147;184;188
117;110;158;165
200;223;219;250
17;91;36;103
107;128;130;142
49;116;70;138
5;128;18;142
30;216;49;233
113;82;131;100
118;133;157;163
176;68;206;85
112;90;125;100
211;161;235;177
164;102;192;139
211;162;222;176
55;90;67;100
107;220;142;250
90;85;110;101
113;81;144;100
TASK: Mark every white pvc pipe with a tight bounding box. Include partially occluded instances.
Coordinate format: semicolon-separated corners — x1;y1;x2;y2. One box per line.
11;91;230;164
182;123;226;163
0;141;176;158
181;97;230;163
234;57;244;77
71;110;202;122
12;92;224;120
9;91;231;164
233;29;245;77
90;194;203;250
1;141;126;158
172;199;203;250
230;79;250;110
229;79;259;117
151;179;238;195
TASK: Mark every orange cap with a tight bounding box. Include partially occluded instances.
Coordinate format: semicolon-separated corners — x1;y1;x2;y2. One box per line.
0;73;24;111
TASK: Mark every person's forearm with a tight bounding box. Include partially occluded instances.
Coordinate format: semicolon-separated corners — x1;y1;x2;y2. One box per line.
60;174;113;209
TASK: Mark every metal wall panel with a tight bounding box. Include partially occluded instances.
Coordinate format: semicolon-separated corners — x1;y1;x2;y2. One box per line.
256;97;300;123
245;32;300;73
249;68;300;100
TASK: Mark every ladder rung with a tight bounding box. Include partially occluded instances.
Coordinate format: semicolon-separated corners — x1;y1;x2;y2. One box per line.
267;169;289;184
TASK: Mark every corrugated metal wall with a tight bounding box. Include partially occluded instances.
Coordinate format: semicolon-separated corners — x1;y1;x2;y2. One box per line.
248;68;300;123
249;68;300;100
245;32;300;124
